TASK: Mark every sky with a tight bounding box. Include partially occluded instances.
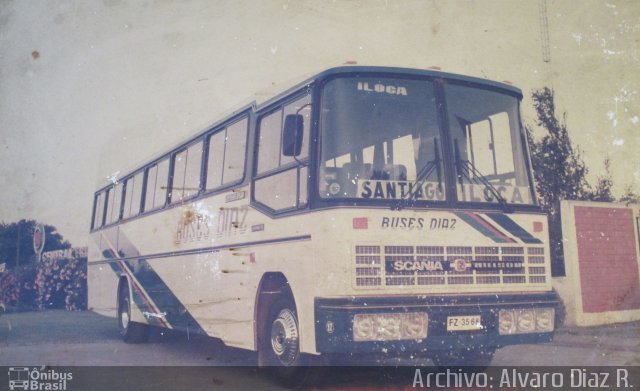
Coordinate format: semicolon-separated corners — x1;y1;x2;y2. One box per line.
0;0;638;246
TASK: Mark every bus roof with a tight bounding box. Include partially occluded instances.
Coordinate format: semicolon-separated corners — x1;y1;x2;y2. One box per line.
256;65;523;109
95;66;523;192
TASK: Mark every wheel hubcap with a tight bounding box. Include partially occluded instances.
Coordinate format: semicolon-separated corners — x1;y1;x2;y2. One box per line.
121;297;130;329
270;308;299;366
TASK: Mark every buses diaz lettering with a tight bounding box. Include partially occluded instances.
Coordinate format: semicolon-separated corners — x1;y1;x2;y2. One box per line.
382;217;456;230
175;206;248;244
176;214;210;244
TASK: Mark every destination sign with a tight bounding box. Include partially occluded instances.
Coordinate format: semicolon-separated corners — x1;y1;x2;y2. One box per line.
358;180;445;201
458;183;532;204
356;179;532;205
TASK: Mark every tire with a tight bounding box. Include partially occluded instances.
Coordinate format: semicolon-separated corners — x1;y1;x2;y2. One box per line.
118;282;149;343
259;297;323;388
432;347;495;370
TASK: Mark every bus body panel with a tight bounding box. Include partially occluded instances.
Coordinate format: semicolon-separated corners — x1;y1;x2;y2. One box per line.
89;193;552;354
88;187;322;353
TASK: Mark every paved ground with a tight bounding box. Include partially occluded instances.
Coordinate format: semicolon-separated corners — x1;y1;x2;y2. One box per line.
0;310;638;390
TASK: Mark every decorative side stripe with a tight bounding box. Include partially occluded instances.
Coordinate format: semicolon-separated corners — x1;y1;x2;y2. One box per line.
123;257;205;333
485;213;543;244
455;212;515;243
103;250;169;329
99;231;206;334
472;213;517;243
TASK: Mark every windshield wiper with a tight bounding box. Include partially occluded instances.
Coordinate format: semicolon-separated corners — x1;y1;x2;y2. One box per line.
393;138;442;210
454;141;512;213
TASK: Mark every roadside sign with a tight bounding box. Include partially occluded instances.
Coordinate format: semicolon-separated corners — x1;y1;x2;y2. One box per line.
33;223;46;262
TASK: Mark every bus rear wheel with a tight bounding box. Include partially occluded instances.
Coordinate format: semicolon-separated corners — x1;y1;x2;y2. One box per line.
118;282;149;343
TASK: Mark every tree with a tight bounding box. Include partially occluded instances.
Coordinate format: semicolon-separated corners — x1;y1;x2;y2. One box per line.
589;157;615;202
526;87;613;276
619;185;640;204
0;220;70;269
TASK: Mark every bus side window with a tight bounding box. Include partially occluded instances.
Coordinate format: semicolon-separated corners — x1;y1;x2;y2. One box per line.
105;182;123;225
205;117;248;191
256;110;282;174
223;118;248;185
254;94;311;212
92;191;105;229
171;141;203;203
144;164;158;212
122;172;143;219
144;158;169;211
122;177;134;219
155;159;169;208
207;130;225;189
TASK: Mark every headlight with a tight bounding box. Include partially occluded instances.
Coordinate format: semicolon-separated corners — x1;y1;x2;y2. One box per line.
499;308;555;335
353;312;428;342
515;309;535;333
535;308;555;332
498;309;516;335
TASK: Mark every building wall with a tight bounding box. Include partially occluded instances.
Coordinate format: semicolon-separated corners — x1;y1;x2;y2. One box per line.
554;200;640;326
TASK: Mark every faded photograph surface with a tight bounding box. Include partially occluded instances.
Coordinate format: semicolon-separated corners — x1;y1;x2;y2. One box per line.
0;1;638;390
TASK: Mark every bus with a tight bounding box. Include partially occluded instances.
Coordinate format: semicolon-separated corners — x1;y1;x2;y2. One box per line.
88;66;558;376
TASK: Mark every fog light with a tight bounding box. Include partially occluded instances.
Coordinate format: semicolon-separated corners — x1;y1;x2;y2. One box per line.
353;315;375;341
499;308;555;335
515;309;535;333
353;312;427;342
402;312;428;339
498;309;516;335
326;320;335;334
535;308;555;332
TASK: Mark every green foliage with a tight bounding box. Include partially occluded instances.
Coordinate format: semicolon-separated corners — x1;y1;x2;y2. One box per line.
0;256;87;311
619;185;640;204
527;87;591;212
0;271;19;307
0;266;37;308
527;87;616;276
34;256;87;310
0;220;85;311
588;157;615;202
0;219;71;269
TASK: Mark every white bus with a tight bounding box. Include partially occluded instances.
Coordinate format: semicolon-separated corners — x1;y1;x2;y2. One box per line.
88;66;558;376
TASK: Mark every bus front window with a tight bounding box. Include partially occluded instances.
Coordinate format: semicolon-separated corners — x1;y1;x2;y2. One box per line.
319;77;445;202
446;84;536;205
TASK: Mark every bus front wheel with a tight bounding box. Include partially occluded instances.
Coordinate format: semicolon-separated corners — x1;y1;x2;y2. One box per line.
117;282;149;343
260;297;316;387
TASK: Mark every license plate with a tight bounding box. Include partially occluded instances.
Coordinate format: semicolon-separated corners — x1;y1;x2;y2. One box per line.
447;315;483;331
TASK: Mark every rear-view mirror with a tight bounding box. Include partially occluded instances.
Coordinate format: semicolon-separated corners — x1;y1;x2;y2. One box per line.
282;114;304;157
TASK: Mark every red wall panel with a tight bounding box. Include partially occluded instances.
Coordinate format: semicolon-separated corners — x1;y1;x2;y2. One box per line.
574;207;640;313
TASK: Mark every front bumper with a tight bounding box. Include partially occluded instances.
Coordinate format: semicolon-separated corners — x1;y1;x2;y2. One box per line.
314;291;559;354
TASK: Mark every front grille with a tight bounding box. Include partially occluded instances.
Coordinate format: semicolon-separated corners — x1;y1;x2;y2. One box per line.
385;245;413;254
475;246;499;254
354;244;547;288
417;246;444;254
355;277;382;286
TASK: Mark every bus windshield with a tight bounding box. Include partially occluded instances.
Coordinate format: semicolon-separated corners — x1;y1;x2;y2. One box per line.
318;76;536;206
